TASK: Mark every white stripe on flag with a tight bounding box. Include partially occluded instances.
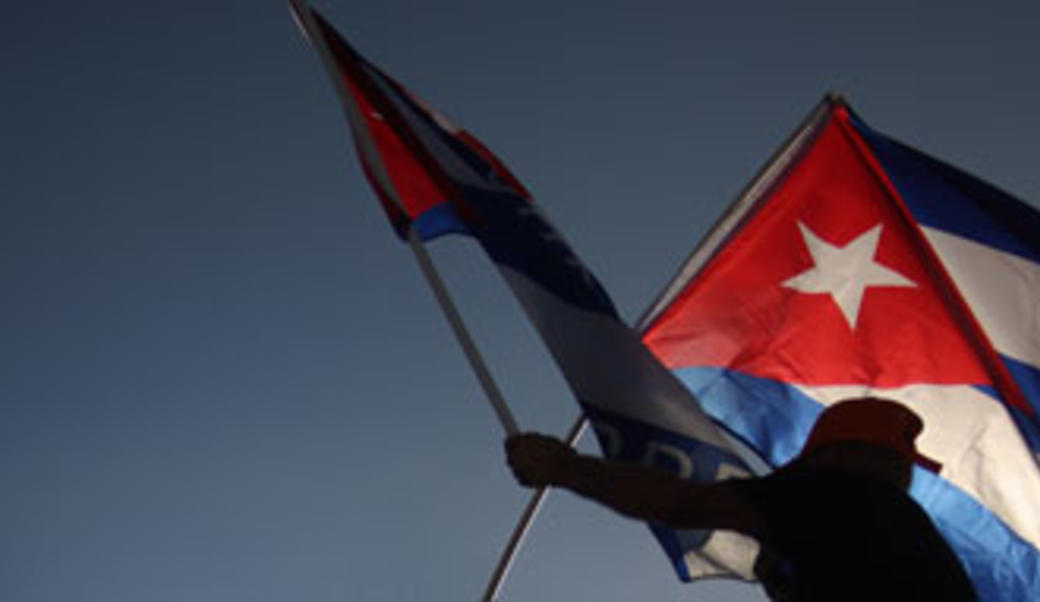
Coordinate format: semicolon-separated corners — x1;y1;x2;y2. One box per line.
922;227;1040;370
500;266;738;450
794;383;1040;549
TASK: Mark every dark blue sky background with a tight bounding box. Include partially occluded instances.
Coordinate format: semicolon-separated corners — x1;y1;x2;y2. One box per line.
2;1;1038;600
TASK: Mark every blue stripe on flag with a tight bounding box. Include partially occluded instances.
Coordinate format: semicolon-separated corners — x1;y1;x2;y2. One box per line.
1003;356;1040;417
669;365;1040;601
670;366;823;466
850;117;1040;264
460;186;619;316
914;470;1040;602
581;404;755;581
412;203;468;240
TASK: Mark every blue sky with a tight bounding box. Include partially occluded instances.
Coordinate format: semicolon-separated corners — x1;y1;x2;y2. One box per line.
2;1;1038;600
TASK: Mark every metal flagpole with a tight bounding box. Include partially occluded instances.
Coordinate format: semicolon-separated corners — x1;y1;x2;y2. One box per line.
635;95;835;331
406;227;520;435
482;98;838;597
482;415;588;601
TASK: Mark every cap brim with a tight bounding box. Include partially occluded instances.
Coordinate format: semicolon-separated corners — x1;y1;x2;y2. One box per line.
915;452;943;474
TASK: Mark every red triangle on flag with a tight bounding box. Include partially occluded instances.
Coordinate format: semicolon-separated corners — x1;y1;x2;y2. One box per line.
644;111;993;388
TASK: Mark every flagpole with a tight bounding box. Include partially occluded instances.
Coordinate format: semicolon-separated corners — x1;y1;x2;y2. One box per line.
635;96;835;331
406;227;520;435
479;101;840;599
290;0;519;435
482;415;588;601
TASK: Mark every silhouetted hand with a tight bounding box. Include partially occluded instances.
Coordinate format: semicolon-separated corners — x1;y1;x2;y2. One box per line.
505;433;575;488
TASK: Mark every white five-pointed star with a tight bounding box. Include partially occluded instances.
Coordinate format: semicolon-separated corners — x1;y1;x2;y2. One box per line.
783;221;916;329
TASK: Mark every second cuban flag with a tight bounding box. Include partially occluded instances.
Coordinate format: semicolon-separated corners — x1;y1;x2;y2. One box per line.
641;97;1040;600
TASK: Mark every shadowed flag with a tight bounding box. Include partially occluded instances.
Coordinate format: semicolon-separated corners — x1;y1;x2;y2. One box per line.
290;0;770;584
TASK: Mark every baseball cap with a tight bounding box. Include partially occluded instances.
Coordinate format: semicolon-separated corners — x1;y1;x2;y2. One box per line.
801;398;943;473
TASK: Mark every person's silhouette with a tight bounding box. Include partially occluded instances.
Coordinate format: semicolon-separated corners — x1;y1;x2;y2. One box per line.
506;398;976;601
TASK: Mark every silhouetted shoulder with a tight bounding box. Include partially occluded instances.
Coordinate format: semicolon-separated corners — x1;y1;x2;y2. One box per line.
731;467;976;601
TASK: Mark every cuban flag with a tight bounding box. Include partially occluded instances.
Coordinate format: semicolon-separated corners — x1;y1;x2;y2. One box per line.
292;1;1039;594
291;0;773;583
639;97;1040;599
